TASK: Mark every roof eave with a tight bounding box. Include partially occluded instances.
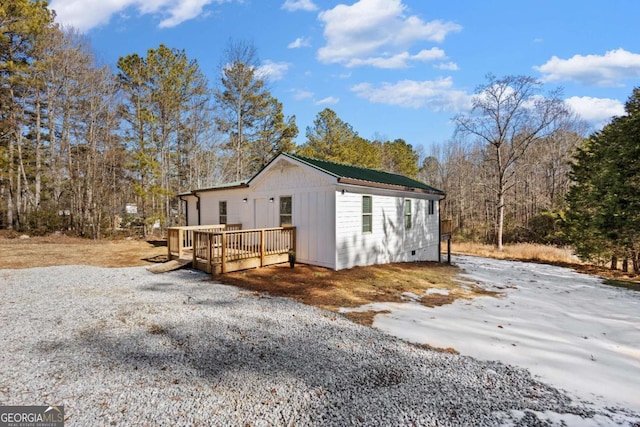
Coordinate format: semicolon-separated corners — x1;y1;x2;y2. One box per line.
338;177;446;196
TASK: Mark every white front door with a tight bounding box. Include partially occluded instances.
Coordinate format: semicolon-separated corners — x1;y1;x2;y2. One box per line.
254;198;276;228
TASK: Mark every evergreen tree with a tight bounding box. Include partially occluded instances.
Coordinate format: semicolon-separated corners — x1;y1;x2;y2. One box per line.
565;88;640;272
0;0;54;229
298;108;380;168
213;40;296;181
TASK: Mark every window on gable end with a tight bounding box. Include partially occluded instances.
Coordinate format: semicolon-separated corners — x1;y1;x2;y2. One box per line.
280;196;292;226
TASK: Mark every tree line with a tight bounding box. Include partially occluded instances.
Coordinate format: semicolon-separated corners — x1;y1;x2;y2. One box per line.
1;1;638;271
0;0;424;237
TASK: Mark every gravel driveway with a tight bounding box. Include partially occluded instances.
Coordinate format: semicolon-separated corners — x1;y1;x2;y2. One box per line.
0;265;600;426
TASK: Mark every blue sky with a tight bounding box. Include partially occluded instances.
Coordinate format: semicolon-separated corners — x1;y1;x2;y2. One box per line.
49;0;640;152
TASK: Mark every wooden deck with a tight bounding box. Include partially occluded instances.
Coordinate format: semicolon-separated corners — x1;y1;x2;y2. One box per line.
168;220;450;272
168;225;296;275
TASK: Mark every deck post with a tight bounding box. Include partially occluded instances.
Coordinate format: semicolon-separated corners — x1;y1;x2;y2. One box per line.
260;229;265;267
207;233;212;273
290;227;296;254
178;228;184;259
192;232;198;269
221;232;227;274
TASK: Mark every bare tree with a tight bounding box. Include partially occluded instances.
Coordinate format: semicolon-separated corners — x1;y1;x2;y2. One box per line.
454;75;569;250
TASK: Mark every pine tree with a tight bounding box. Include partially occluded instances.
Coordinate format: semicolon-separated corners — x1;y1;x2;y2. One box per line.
565;88;640;271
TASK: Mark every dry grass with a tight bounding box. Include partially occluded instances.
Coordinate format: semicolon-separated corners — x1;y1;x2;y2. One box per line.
0;233;168;269
449;241;640;284
216;262;500;326
450;241;580;264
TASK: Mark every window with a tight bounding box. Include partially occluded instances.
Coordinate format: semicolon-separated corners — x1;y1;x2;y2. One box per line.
404;199;412;229
280;196;292;226
219;201;227;224
428;199;435;215
362;196;372;233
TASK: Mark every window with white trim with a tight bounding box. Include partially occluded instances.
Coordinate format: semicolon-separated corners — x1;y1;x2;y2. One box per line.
428;199;435;215
362;196;372;233
404;199;412;229
219;201;227;224
280;196;292;226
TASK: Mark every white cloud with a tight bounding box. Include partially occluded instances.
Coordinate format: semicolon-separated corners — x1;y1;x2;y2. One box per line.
157;0;215;28
256;60;290;81
346;48;445;69
49;0;234;31
317;0;461;67
351;77;471;111
281;0;317;12
565;96;624;125
291;89;314;100
315;96;339;105
535;48;640;87
288;37;311;49
434;61;459;71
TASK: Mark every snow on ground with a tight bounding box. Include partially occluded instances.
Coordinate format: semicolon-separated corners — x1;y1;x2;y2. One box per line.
342;255;640;418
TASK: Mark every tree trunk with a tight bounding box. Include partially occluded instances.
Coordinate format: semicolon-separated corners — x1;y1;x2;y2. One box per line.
496;190;505;251
610;256;618;270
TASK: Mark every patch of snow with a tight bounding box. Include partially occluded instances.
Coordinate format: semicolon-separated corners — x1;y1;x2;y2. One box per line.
358;255;640;419
401;291;421;301
425;288;450;296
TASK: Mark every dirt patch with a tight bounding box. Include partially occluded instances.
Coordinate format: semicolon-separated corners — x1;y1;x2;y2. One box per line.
420;343;460;355
341;310;392;326
0;234;167;269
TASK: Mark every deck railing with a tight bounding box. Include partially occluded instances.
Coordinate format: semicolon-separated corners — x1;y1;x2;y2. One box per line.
167;224;241;259
192;227;296;274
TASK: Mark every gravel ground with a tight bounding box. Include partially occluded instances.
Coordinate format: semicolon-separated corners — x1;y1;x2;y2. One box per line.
0;265;613;426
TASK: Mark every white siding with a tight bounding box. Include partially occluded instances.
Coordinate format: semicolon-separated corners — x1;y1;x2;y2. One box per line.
251;162;336;269
196;188;251;226
181;195;198;226
181;154;442;271
335;188;440;270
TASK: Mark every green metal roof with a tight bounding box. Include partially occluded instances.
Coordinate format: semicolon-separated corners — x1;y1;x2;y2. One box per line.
285;153;445;195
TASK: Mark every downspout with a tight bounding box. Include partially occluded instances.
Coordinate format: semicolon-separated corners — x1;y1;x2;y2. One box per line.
438;197;442;264
194;192;201;226
184;198;188;226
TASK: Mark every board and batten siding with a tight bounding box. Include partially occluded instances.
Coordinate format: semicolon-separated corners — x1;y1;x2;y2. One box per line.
250;162;337;269
335;188;440;270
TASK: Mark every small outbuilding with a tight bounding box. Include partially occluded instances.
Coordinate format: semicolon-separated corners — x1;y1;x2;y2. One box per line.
178;152;446;271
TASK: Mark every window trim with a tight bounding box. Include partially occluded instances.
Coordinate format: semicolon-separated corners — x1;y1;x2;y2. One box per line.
362;195;373;233
219;200;227;224
428;199;435;215
404;199;412;229
279;196;292;226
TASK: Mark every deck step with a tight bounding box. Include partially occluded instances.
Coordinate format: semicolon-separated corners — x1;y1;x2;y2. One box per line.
147;258;192;274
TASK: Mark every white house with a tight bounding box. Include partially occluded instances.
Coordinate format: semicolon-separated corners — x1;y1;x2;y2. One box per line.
178;153;446;270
